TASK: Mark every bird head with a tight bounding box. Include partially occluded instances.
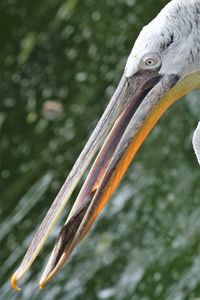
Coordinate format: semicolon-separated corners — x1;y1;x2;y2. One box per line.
126;0;200;78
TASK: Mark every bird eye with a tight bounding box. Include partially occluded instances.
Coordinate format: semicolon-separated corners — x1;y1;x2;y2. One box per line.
139;53;162;71
145;58;156;65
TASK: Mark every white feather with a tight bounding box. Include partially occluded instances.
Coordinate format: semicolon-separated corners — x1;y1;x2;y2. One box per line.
193;122;200;165
125;0;200;78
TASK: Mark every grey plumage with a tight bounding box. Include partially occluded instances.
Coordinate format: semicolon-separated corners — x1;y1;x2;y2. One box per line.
126;0;200;78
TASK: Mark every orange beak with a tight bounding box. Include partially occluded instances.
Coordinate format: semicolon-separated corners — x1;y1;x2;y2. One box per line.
11;69;179;290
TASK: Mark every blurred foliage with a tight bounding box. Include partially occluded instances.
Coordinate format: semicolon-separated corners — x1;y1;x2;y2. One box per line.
0;0;200;299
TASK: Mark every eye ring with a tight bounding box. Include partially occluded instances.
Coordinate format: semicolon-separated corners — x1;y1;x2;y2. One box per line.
145;58;156;66
139;53;162;71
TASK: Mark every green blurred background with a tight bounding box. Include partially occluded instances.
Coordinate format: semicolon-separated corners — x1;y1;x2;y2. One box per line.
1;0;200;299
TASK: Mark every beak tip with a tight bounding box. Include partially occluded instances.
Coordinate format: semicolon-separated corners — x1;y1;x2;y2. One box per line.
39;275;50;289
39;276;46;289
39;276;51;289
39;283;45;289
11;273;21;291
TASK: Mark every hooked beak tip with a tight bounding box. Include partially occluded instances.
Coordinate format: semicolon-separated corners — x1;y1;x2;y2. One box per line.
11;273;21;291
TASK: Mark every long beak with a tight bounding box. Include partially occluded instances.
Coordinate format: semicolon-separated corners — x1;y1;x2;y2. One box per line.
11;69;179;290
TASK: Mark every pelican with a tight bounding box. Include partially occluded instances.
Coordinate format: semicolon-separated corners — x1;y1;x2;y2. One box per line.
11;0;200;290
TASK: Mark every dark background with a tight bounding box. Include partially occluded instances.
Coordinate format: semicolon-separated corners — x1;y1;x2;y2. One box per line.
1;0;200;299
